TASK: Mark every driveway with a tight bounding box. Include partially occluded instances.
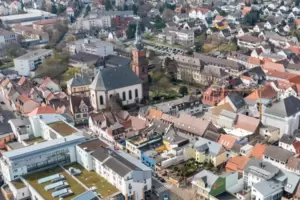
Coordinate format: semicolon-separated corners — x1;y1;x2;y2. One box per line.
0;92;16;134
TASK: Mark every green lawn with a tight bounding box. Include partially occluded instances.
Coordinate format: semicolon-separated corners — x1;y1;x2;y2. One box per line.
24;167;86;200
65;163;119;198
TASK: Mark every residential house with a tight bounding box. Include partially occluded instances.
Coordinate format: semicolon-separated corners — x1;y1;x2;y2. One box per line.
67;74;91;97
158;27;194;48
237;35;262;50
15;95;40;115
70;96;92;125
12;24;49;44
188;7;212;20
262;96;300;136
263;145;294;169
32;18;57;31
152;95;203;117
192;170;239;200
194;137;227;167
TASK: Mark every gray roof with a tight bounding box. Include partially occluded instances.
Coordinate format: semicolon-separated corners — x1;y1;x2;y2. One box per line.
92;147;143;177
9;118;30;127
89;67;142;91
264;96;300;118
163;128;189;145
280;134;295;145
72;191;98;200
264;145;294;163
244;158;280;180
253;180;283;196
194;137;224;156
274;171;300;194
202;130;220;142
227;92;245;110
67;74;91;87
69;52;101;63
192;170;218;191
105;55;131;68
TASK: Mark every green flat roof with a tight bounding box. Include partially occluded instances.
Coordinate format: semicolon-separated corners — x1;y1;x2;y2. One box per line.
24;166;86;200
48;121;78;136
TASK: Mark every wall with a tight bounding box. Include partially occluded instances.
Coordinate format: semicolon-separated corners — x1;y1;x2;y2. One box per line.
214;151;227;167
141;153;156;169
8;181;30;200
76;146;93;171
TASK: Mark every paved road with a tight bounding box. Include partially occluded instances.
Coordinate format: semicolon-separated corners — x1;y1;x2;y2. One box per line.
0;92;16;134
152;177;184;200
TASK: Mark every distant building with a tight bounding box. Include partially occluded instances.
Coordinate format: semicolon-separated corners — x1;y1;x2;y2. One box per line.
0;28;17;46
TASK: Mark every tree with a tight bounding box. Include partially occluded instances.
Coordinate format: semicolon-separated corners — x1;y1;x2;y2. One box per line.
195;44;203;52
179;86;188;96
4;42;26;58
51;4;57;14
35;51;69;83
296;0;300;6
165;2;175;11
84;5;91;17
132;4;138;15
105;0;112;11
57;4;66;14
180;8;186;13
154;16;166;29
124;4;128;10
126;23;145;39
243;10;260;26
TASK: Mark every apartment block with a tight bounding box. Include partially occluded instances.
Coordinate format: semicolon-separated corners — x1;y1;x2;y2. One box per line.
158;27;194;48
13;49;52;76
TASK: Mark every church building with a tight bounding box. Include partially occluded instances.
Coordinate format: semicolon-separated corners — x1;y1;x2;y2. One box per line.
89;20;148;110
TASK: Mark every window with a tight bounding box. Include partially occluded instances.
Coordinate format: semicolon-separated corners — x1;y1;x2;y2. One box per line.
100;95;104;105
122;91;126;101
129;90;132;100
135;89;138;98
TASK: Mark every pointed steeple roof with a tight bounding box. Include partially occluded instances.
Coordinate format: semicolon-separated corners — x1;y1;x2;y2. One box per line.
134;19;143;50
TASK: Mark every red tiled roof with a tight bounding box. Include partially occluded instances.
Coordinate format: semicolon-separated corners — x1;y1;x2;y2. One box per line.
234;114;260;133
248;56;261;65
33;18;57;26
289;46;300;55
246;85;277;100
267;70;298;81
293;141;300;154
218;134;236;149
289;75;300;85
27;105;56;116
226;156;250;172
250;143;267;159
263;62;285;72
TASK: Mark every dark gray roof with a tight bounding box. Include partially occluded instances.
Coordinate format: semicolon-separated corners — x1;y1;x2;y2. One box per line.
243;66;265;78
264;145;294;163
227;92;245;110
202;130;220;142
280;134;295;145
264;96;300;118
103;151;141;177
69;52;101;63
91;147;110;162
67;74;91;87
105;55;131;68
89;67;142;91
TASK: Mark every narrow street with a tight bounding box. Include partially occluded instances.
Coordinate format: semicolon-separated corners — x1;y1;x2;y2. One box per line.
0;92;16;134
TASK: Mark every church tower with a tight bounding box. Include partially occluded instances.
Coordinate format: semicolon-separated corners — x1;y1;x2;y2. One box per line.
132;19;149;100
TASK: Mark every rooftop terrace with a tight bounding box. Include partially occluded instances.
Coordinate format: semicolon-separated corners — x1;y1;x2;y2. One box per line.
48;121;78;136
24;166;86;200
11;179;25;189
24;137;45;145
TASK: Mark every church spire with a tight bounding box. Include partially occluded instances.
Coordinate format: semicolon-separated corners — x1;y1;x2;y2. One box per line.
134;18;143;50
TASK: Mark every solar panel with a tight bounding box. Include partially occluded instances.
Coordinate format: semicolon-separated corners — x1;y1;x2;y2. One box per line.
45;181;68;191
38;173;62;184
52;188;72;198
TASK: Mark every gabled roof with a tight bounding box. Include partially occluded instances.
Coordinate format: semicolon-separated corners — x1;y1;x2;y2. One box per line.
226;155;250;172
218;134;236;149
67;74;91;87
280;134;296;145
227;92;245;110
246;85;277;101
27;105;56;116
264;96;300;118
250;143;267;159
264;145;294;163
89;67;142;91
